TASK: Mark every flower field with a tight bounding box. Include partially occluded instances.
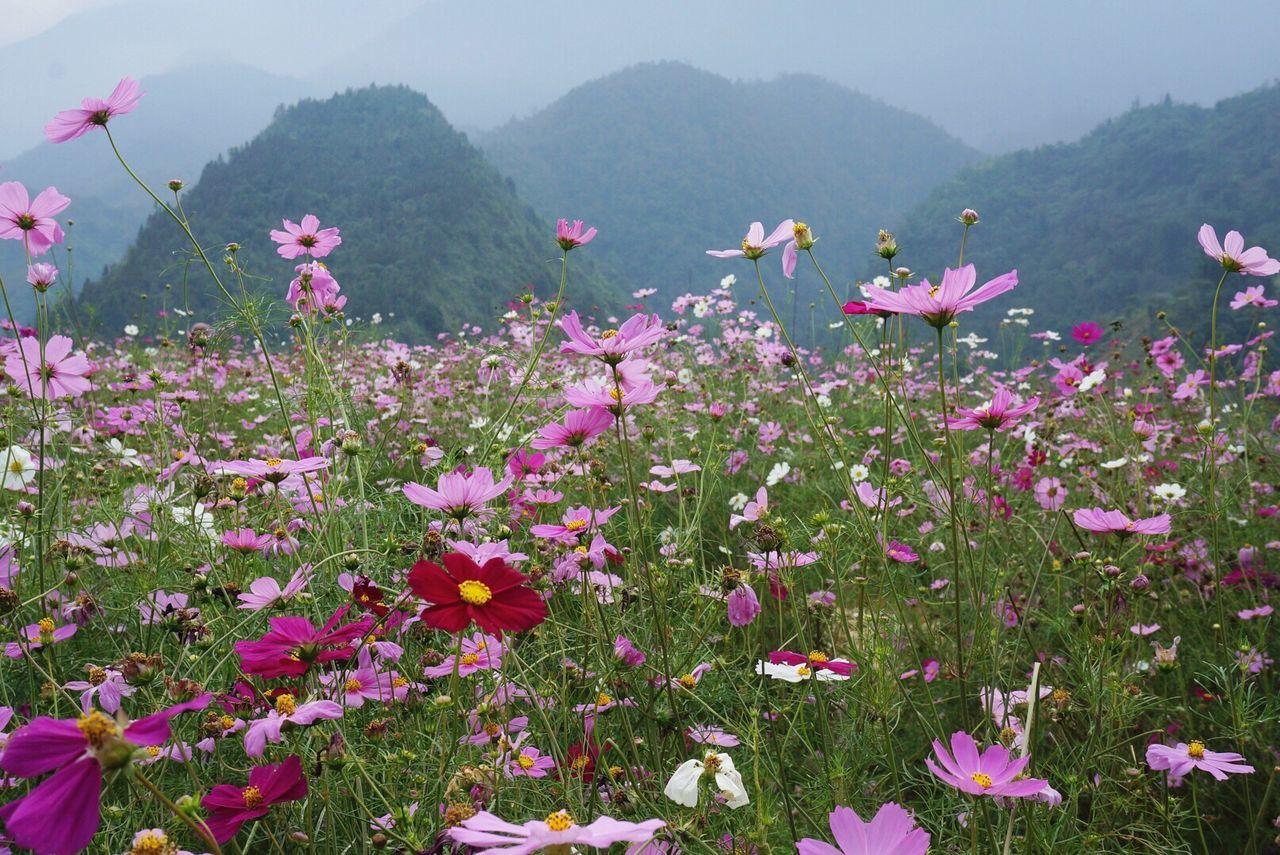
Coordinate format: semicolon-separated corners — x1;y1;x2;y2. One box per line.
0;79;1278;855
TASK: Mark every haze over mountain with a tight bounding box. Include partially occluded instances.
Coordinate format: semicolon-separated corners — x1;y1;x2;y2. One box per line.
5;0;1280;160
75;86;625;339
891;84;1280;342
480;62;980;297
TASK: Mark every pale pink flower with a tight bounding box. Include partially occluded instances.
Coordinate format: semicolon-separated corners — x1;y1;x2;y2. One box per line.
1198;224;1280;277
707;220;795;260
270;215;342;259
44;77;144;143
0;183;71;256
1072;508;1171;536
865;264;1019;328
1146;740;1254;781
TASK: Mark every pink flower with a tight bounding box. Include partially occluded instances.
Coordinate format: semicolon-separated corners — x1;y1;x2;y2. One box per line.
531;505;619;544
531;407;613;449
1237;605;1274;620
5;620;77;658
26;263;58;291
556;218;597;250
726;585;762;627
796;802;930;855
237;566;311;611
1071;322;1104;345
613;634;647;668
687;725;740;747
1034;477;1067;512
947;388;1039;432
3;334;92;399
885;540;919;564
1198;224;1280;276
925;730;1049;798
0;695;209;854
865;264;1019;328
507;743;555;778
243;696;343;756
222;528;271;554
1173;369;1207;401
203;754;307;844
1072;508;1171;536
558;311;668;363
235;606;372;678
216;455;329;485
0;182;71;257
707;220;795;260
1230;285;1278;310
449;809;665;854
1146;740;1254;781
44;77;144;143
423;632;505;678
729;487;768;530
269;214;342;259
403;466;512;522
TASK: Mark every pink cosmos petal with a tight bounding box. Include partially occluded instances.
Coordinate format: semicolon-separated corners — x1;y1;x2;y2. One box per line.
0;755;102;855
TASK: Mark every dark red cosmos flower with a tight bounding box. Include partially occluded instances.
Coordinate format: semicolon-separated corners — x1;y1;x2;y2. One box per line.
204;754;308;843
234;606;372;678
408;553;546;634
351;576;389;617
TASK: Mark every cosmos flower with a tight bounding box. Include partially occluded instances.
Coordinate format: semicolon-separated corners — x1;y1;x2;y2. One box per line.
1071;508;1171;536
243;695;344;757
203;754;308;843
864;264;1019;328
5;618;77;658
449;809;664;854
925;731;1048;798
1230;285;1278;310
796;802;931;855
947;388;1039;432
558;312;668;363
403;467;512;522
707;220;795;260
1071;322;1104;345
237;566;311;611
4;334;93;399
1146;740;1254;781
26;263;58;291
1197;224;1280;276
726;585;762;627
44;77;144;143
729;486;768;530
1;445;37;491
407;552;546;634
556;218;598;250
665;751;750;808
235;607;372;678
269;214;342;259
531;407;614;450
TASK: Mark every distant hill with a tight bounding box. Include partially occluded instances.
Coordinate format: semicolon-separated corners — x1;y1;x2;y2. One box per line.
890;85;1280;342
76;85;625;339
479;62;982;297
1;62;313;322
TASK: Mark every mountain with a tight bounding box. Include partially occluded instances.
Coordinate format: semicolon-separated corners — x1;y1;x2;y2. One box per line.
478;62;982;298
1;63;313;322
890;85;1280;341
75;85;625;339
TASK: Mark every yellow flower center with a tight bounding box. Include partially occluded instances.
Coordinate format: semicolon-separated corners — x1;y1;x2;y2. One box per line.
677;674;697;689
545;810;574;832
1187;740;1206;759
392;676;409;688
703;752;722;772
461;652;481;666
241;786;263;808
571;755;590;770
517;754;536;770
76;710;119;747
600;329;619;340
220;715;236;731
275;694;297;716
265;457;283;468
608;387;623;402
565;518;588;532
595;692;613;707
8;459;24;474
130;830;170;855
796;665;812;677
145;745;161;757
37;617;56;635
457;580;493;605
808;650;829;663
344;678;363;693
971;772;993;789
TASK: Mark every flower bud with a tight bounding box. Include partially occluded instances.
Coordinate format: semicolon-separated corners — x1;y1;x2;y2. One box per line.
168;179;185;192
959;208;980;225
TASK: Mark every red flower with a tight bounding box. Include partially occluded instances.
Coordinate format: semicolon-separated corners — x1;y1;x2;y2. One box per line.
203;754;308;843
408;553;546;634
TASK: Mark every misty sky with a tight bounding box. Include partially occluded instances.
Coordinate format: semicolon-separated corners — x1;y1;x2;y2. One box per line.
3;0;1279;160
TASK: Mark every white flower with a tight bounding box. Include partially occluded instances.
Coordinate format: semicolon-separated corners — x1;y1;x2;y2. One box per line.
664;752;749;809
371;312;383;325
1078;369;1106;392
1;446;36;490
765;462;791;486
171;502;217;541
728;493;750;512
676;368;693;385
1040;330;1061;342
1099;457;1128;470
754;326;773;341
956;333;988;348
105;438;141;467
850;464;870;482
1152;483;1187;502
720;274;737;288
754;660;851;683
123;324;139;336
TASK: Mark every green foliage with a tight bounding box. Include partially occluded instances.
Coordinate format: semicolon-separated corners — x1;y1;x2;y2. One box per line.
75;85;626;338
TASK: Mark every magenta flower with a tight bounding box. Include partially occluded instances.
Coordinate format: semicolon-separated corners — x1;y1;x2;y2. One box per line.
44;77;144;144
1230;285;1278;310
403;466;512;522
865;264;1019;328
531;407;614;449
222;528;271;554
797;802;930;855
203;754;308;844
269;214;342;259
3;334;93;399
947;388;1039;432
234;606;372;678
558;311;668;363
885;540;920;564
707;220;795;260
1072;508;1171;536
842;300;894;318
1071;321;1104;345
449;809;665;854
613;634;647;668
0;182;71;256
556;218;597;250
925;731;1048;798
726;585;762;627
1198;224;1280;276
1146;740;1254;781
0;695;209;855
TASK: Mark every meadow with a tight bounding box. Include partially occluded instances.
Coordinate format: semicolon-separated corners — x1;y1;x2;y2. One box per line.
0;78;1277;855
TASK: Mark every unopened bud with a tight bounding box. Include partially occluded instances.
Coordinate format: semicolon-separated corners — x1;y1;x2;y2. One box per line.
959;208;980;225
168;179;185;192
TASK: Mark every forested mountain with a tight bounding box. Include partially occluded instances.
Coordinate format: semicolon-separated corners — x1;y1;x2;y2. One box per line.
1;63;312;322
480;62;982;295
76;86;624;339
891;85;1280;341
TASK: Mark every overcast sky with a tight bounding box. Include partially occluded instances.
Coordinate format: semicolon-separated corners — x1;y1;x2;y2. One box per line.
3;0;1279;158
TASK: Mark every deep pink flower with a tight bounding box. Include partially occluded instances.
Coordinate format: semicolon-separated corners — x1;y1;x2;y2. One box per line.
797;802;930;855
449;809;664;854
203;754;308;844
865;264;1019;328
1071;322;1104;345
885;540;920;564
1072;508;1171;536
3;334;92;399
269;214;342;259
925;730;1048;798
842;300;894;319
707;220;795;260
222;528;271;554
1146;740;1254;781
235;606;372;678
1198;224;1280;276
947;388;1039;432
768;649;856;677
44;77;144;143
403;466;512;522
0;182;71;256
0;695;209;855
556;218;597;250
531;407;614;449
